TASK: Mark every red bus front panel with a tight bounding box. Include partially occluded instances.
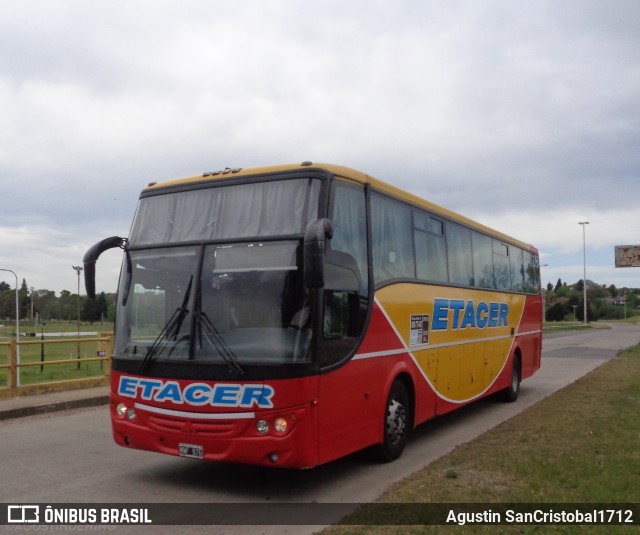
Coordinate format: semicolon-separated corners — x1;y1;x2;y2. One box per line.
110;371;320;468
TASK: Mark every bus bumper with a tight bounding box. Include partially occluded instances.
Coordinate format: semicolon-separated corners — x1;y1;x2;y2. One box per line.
110;395;318;468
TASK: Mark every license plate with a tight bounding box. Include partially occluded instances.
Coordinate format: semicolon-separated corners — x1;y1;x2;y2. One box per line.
179;443;204;459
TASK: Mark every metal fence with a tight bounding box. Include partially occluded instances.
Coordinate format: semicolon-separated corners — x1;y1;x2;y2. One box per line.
0;332;114;399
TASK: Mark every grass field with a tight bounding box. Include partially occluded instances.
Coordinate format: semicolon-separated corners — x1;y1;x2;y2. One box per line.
325;344;640;534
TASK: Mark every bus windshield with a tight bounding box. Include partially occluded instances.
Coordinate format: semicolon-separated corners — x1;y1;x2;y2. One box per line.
115;241;311;366
114;177;322;368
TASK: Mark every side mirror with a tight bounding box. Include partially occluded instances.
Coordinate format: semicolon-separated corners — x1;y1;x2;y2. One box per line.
83;236;127;298
303;219;333;289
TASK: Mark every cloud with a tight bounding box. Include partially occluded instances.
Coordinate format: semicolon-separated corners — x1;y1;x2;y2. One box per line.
0;223;125;293
0;0;639;294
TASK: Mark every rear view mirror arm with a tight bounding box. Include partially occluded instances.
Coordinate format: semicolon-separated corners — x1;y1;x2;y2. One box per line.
83;236;127;298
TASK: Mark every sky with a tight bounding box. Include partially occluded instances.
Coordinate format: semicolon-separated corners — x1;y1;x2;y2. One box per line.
1;0;639;295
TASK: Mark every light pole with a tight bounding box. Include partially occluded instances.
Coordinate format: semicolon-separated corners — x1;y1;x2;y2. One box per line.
578;222;589;324
0;268;20;385
72;265;83;368
540;264;548;323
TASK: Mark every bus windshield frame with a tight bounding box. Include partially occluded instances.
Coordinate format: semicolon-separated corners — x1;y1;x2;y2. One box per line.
112;174;329;380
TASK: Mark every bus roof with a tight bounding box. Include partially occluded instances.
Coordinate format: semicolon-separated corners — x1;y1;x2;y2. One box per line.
144;162;537;252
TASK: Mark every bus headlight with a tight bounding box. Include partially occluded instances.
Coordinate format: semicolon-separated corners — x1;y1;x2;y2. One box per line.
256;419;269;434
274;417;288;433
126;407;137;421
116;403;128;418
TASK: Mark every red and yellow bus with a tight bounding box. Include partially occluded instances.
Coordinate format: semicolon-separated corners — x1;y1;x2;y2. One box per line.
85;162;542;468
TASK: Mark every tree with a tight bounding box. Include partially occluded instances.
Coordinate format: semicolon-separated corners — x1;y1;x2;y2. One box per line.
95;292;109;323
34;290;58;321
58;290;74;321
546;302;568;321
0;286;15;319
83;292;109;323
555;284;572;298
83;295;98;323
18;279;30;320
554;278;563;292
0;281;10;291
576;299;594;323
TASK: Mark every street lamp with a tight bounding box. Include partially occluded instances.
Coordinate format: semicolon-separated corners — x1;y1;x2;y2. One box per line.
0;268;20;385
72;265;83;367
540;264;548;323
578;222;589;324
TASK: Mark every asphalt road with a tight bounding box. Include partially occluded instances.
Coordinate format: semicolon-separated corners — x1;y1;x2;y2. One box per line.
2;323;639;534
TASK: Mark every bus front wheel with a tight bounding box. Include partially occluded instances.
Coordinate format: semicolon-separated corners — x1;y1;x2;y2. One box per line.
374;380;410;462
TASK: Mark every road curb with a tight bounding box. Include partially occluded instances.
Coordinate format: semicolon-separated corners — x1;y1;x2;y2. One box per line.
0;395;110;421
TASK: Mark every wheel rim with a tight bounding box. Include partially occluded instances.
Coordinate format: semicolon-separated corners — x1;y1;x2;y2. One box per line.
386;398;407;446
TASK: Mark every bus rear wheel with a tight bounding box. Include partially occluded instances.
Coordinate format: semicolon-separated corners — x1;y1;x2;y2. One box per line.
501;355;521;403
374;380;410;462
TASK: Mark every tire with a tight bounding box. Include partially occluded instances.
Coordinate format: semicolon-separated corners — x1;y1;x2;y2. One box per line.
501;355;521;403
374;380;410;462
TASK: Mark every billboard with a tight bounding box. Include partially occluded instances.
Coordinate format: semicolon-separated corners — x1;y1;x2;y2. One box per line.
615;245;640;268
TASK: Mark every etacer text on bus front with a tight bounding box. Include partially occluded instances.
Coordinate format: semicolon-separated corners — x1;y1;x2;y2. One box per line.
117;376;275;408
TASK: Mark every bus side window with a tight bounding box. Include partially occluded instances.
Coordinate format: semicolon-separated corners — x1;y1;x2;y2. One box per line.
318;181;369;367
323;291;361;339
371;194;415;284
510;247;525;292
414;211;447;283
472;231;494;289
523;250;541;293
329;182;369;294
493;241;511;290
446;221;473;286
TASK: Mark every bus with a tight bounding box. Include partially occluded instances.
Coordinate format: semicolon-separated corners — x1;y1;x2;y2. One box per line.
84;162;542;468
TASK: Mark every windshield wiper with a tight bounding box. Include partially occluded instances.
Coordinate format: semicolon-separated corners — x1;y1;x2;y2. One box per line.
138;276;193;371
196;310;244;375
